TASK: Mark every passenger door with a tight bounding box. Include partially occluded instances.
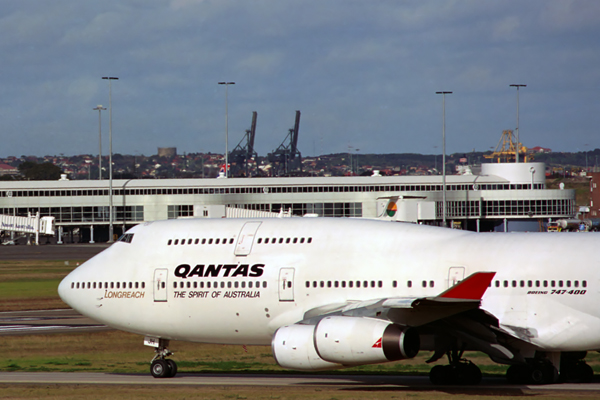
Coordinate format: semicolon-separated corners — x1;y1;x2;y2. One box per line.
448;266;465;288
278;268;295;302
153;268;168;302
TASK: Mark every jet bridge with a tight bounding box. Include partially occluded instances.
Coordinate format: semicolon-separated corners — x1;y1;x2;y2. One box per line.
0;213;55;245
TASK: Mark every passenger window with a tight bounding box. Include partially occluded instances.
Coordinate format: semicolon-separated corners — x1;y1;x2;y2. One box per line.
262;281;267;288
583;281;587;287
495;281;499;287
393;281;397;288
234;282;238;288
286;238;291;244
227;282;232;288
241;281;245;288
429;281;434;288
279;238;284;244
207;282;211;288
422;280;427;288
168;239;172;245
407;281;412;288
512;281;517;288
215;239;220;244
173;282;177;288
174;239;179;245
320;281;324;288
305;281;310;288
199;282;204;289
300;238;305;243
543;280;548;287
117;282;120;289
208;239;213;244
202;239;206;244
308;238;312;243
551;280;556;287
188;239;192;245
334;281;339;288
566;281;571;288
293;238;298;244
249;282;253;288
229;239;234;244
527;281;532;287
135;282;139;289
558;281;563;288
574;281;579;288
349;281;354;288
186;282;191;289
223;238;227;244
258;238;262;244
220;282;225;289
503;281;508;288
161;282;165;289
378;281;383;288
342;281;346;288
327;281;332;288
194;239;199;245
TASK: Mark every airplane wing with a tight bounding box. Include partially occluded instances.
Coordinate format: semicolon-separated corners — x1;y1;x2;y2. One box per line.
303;272;496;327
298;272;522;364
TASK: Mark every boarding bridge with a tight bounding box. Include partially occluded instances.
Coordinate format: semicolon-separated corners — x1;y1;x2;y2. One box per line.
0;213;55;245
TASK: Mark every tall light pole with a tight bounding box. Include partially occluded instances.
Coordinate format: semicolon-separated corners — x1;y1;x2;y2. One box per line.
102;77;118;243
436;91;452;227
510;84;526;163
93;105;106;180
218;81;235;178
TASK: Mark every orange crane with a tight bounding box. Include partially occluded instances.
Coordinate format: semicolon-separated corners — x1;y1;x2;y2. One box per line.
483;130;533;163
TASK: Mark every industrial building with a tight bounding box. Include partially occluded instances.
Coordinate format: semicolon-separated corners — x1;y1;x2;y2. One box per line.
0;162;574;243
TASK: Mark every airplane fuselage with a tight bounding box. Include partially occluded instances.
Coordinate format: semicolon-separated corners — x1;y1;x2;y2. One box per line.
59;218;600;354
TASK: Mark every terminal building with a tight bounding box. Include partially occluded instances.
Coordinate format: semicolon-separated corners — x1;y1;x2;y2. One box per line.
0;162;575;242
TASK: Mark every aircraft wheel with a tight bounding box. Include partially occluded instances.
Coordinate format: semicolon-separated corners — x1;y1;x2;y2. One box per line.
429;365;450;385
166;359;178;378
463;363;482;385
151;359;169;378
506;364;530;384
561;361;593;383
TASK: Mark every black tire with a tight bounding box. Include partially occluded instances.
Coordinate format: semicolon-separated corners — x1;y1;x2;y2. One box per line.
166;359;178;378
465;363;482;385
430;365;449;385
506;364;529;384
151;359;168;378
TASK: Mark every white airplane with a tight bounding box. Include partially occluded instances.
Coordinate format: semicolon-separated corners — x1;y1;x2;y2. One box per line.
58;217;599;385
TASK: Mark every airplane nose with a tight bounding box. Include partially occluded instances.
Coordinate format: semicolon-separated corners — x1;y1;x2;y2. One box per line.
58;272;78;309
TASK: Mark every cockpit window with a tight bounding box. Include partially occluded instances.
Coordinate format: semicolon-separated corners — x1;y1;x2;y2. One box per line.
118;233;134;243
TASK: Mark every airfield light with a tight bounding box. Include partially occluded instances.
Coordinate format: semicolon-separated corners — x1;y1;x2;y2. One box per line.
102;77;118;243
218;82;235;178
510;84;526;163
436;91;452;228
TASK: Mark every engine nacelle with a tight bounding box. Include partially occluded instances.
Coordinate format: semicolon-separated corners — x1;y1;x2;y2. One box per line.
272;317;420;370
315;316;419;365
272;324;342;371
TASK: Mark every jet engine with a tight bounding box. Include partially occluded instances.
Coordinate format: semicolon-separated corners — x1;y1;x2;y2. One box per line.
272;316;419;370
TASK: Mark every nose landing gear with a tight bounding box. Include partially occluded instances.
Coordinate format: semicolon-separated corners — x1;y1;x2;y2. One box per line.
145;337;178;378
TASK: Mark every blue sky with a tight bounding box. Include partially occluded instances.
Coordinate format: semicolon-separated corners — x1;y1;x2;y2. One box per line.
1;0;599;158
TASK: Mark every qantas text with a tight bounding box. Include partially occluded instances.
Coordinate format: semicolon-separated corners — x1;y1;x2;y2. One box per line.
174;263;265;279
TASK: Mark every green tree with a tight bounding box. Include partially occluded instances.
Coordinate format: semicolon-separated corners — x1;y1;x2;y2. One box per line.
18;161;63;180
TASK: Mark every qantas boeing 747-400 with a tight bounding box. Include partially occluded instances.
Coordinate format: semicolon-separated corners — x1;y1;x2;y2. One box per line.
58;217;599;384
